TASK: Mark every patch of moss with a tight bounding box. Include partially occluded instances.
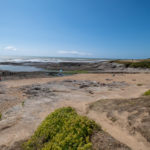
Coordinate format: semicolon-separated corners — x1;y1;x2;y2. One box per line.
23;107;100;150
143;90;150;96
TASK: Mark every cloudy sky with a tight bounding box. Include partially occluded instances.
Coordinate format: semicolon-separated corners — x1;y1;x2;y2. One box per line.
0;0;150;58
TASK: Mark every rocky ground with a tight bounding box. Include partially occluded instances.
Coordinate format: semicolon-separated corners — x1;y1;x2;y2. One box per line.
0;73;150;150
1;61;150;76
1;61;150;82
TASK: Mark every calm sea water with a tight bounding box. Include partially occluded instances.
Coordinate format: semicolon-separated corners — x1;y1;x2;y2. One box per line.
0;65;45;72
0;56;108;72
0;56;108;63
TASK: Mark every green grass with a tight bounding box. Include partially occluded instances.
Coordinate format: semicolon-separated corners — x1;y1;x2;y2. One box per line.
23;107;100;150
114;60;150;68
143;90;150;96
64;70;89;75
0;113;2;120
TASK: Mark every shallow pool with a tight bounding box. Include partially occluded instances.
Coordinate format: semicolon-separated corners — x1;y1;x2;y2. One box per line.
0;65;45;72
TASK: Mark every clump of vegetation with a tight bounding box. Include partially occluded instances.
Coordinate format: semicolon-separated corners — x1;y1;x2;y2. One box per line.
114;60;150;68
23;107;100;150
22;101;25;107
130;61;150;68
110;116;117;122
0;113;2;120
137;83;143;86
143;90;150;96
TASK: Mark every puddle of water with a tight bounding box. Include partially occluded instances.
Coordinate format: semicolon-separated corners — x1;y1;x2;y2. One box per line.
0;65;45;72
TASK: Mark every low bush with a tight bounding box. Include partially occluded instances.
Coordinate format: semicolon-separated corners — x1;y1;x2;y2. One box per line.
23;107;100;150
0;113;2;120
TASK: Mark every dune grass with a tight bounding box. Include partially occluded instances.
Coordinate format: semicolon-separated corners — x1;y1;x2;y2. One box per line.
23;107;100;150
143;90;150;96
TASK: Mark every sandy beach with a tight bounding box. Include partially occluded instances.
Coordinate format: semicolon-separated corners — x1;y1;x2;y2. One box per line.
0;73;150;150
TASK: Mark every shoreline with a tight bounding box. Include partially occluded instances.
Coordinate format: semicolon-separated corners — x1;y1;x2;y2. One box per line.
0;61;150;81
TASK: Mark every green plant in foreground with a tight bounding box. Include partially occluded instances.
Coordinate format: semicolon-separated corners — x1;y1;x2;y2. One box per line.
143;90;150;96
23;107;100;150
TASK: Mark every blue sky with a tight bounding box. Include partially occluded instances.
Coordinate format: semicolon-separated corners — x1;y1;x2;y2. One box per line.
0;0;150;58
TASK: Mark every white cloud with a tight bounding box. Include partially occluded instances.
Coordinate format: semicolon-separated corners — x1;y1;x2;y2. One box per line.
4;46;17;51
58;50;92;56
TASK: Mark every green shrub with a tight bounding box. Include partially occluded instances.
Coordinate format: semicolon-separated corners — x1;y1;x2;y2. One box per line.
23;107;99;150
130;61;150;68
0;113;2;120
114;60;150;68
143;90;150;96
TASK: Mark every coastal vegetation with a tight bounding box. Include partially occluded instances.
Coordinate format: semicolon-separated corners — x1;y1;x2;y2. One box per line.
23;107;100;150
114;59;150;68
143;90;150;96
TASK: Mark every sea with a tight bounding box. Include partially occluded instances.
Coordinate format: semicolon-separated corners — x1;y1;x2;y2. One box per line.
0;56;108;63
0;56;108;72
